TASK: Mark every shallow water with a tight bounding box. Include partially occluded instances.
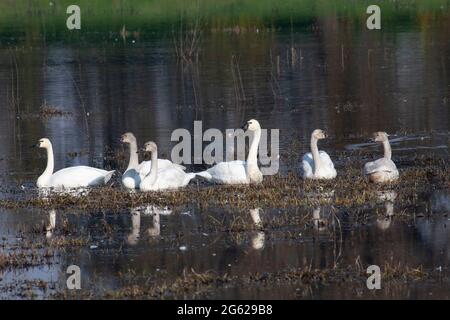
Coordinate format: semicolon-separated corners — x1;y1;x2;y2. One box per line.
0;13;449;299
0;189;449;299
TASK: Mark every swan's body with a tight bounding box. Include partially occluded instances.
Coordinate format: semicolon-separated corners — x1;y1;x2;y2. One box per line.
139;141;195;192
301;129;337;180
196;160;250;184
196;119;263;185
121;132;185;189
35;138;114;189
364;132;399;183
39;166;114;189
123;159;185;189
140;167;195;191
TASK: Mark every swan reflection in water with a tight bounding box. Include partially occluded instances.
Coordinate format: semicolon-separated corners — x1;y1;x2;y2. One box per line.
375;190;397;230
312;207;328;231
249;208;265;250
127;205;173;245
308;191;335;231
45;209;56;238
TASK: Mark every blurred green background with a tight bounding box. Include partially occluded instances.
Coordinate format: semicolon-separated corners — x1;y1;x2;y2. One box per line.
0;0;448;43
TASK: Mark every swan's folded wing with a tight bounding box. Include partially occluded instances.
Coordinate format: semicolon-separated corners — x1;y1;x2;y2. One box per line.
137;161;152;176
206;160;248;184
50;166;110;188
137;159;185;176
154;167;193;189
364;158;397;174
319;151;336;170
157;159;185;170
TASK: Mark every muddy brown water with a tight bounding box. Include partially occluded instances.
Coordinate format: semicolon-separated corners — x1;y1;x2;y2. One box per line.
0;28;449;299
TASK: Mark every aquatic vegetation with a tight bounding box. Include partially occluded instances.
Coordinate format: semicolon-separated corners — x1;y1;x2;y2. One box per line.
52;262;439;299
39;103;72;119
0;250;54;270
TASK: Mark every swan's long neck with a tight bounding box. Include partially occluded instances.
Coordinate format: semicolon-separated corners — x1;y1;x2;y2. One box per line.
127;139;139;170
145;149;158;186
382;140;392;160
310;136;321;172
39;144;55;183
247;128;261;171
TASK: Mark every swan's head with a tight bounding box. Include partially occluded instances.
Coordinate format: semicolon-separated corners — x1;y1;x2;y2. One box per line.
242;119;261;132
141;141;158;153
373;131;389;142
121;132;136;144
312;129;328;140
35;138;52;149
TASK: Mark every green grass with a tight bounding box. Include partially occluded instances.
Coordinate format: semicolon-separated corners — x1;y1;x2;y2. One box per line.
0;0;448;42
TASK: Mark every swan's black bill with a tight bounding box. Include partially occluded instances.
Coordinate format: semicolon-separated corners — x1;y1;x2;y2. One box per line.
241;122;249;131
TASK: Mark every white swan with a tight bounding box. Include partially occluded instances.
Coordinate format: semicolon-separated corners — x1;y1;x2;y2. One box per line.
139;141;195;191
121;132;185;189
301;129;337;180
35;138;115;189
364;132;399;183
196;119;263;184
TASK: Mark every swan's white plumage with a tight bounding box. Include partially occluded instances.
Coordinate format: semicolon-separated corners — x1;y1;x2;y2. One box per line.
140;167;195;191
123;159;185;189
41;166;115;189
196;160;249;184
364;158;397;175
364;158;399;182
301;151;337;179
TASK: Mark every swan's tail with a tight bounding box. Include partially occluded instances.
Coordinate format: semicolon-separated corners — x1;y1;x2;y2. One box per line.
195;171;212;181
174;163;187;171
184;172;196;185
104;170;115;184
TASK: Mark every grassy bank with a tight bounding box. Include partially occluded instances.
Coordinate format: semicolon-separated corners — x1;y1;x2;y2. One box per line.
0;0;448;42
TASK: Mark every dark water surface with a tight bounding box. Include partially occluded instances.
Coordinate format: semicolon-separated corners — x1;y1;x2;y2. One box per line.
0;22;449;299
0;191;449;299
